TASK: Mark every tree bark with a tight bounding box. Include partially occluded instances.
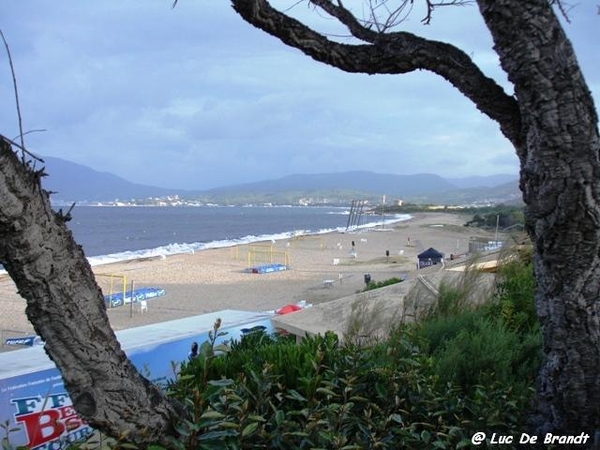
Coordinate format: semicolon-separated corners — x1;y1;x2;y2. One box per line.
0;140;184;445
230;0;600;435
477;0;600;434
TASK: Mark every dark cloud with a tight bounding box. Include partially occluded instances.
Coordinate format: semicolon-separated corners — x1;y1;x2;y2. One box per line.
0;1;595;189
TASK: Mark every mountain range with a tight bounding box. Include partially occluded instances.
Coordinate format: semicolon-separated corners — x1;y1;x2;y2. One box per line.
41;156;521;206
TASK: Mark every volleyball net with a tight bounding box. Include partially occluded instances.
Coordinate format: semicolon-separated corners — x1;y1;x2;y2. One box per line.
246;246;290;267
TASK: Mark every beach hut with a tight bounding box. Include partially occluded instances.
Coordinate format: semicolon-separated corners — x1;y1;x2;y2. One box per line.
417;247;444;269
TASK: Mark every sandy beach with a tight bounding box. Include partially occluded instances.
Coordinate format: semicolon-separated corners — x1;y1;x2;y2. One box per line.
0;212;500;349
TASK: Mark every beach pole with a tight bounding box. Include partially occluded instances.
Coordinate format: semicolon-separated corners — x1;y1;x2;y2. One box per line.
495;214;500;245
129;280;135;318
346;200;356;231
356;200;366;228
381;195;386;229
108;276;114;309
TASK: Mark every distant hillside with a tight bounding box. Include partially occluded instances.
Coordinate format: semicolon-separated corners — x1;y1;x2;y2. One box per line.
203;171;457;199
444;174;519;189
199;172;520;205
41;156;188;202
409;180;522;206
40;156;519;206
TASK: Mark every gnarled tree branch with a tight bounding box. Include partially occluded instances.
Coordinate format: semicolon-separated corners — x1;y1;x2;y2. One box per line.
0;138;185;446
231;0;522;148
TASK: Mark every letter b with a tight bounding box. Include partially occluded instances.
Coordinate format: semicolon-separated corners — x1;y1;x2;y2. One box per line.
16;410;65;447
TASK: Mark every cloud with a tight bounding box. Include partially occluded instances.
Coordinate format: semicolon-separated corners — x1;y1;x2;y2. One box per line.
0;1;595;190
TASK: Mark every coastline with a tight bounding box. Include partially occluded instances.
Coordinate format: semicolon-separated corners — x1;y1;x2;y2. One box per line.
0;212;498;348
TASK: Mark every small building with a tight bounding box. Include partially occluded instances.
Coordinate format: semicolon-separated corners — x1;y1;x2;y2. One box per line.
468;237;505;253
417;247;444;269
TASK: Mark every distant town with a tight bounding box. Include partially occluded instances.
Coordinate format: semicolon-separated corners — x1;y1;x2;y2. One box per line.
73;194;512;212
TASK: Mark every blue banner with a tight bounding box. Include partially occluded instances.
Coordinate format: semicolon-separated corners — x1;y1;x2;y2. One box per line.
0;312;274;449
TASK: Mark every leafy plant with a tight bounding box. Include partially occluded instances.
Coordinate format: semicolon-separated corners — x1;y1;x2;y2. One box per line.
161;321;537;448
164;319;233;450
487;254;537;333
151;255;541;449
1;419;22;450
363;277;402;292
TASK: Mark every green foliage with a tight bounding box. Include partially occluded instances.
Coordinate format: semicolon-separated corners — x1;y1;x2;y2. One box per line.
416;252;540;392
419;259;488;321
363;276;402;292
416;310;540;392
163;319;233;450
432;316;529;388
463;204;524;229
486;255;537;333
1;419;23;450
148;254;541;449
417;310;480;356
164;328;537;448
426;280;471;318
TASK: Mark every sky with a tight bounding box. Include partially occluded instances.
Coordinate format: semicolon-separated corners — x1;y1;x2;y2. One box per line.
0;1;598;190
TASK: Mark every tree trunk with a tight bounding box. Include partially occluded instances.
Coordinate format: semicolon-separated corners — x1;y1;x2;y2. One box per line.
229;0;600;435
0;140;184;445
477;0;600;434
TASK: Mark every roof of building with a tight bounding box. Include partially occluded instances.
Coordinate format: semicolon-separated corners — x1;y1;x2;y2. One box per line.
417;247;444;259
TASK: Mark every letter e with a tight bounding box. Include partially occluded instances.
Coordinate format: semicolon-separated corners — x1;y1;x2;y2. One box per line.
519;433;537;444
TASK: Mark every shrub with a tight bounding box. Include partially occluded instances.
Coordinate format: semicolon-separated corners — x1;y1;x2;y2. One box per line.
416;309;480;355
363;276;402;292
161;252;541;449
164;323;536;449
432;316;520;388
486;256;537;333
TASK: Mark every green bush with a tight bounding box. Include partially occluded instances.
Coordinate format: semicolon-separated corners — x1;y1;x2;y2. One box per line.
486;257;537;333
363;277;402;292
414;310;540;397
164;324;536;449
432;316;520;388
416;309;480;355
160;253;541;449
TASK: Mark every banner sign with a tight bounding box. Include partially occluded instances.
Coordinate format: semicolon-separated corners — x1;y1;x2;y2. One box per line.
0;311;274;449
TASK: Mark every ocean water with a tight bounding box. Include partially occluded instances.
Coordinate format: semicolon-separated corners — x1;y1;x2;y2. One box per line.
61;206;410;266
0;206;410;274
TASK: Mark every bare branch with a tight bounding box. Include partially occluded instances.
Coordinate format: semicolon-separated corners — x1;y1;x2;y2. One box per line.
311;0;381;42
549;0;572;23
12;128;47;141
282;0;309;14
0;29;26;163
0;134;44;164
363;0;415;33
422;0;474;25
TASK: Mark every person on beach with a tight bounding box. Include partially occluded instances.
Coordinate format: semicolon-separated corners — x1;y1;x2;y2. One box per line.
189;342;199;360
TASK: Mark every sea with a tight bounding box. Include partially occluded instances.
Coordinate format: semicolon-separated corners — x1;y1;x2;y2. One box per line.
0;206;410;273
63;205;410;266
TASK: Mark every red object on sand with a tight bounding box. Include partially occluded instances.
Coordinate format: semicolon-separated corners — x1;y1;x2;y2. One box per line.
276;304;302;315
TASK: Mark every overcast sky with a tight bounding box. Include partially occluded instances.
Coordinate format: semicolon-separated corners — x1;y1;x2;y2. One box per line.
0;1;597;190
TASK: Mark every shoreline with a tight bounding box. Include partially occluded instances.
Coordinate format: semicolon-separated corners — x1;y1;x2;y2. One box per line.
82;213;413;268
0;212;498;350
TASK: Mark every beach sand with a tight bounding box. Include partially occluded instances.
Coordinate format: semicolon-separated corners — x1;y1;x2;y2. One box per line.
0;212;500;348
